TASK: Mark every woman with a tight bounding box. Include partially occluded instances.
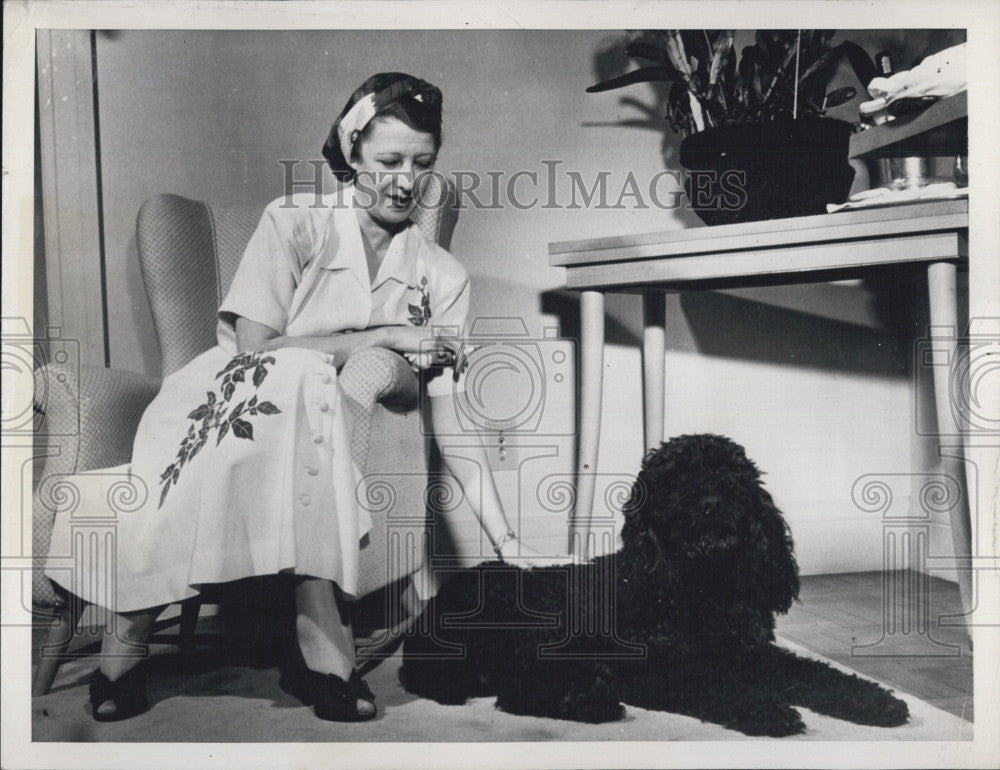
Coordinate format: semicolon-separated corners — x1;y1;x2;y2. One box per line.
44;72;526;723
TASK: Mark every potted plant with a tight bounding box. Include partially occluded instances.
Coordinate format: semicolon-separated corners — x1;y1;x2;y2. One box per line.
588;30;878;225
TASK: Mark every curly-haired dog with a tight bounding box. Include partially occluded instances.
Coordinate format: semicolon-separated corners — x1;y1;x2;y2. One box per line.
400;434;909;736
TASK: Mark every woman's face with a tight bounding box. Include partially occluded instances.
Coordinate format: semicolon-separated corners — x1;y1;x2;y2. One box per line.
352;116;437;227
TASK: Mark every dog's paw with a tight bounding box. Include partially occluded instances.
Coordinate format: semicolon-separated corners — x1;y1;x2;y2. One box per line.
556;677;626;724
825;686;910;728
728;703;806;737
493;674;625;724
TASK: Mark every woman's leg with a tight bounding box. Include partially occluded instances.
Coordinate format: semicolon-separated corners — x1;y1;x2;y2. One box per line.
294;577;375;717
294;578;354;679
90;605;165;720
99;606;166;680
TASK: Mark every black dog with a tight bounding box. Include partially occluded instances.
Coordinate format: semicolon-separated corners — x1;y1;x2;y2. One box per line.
400;434;909;736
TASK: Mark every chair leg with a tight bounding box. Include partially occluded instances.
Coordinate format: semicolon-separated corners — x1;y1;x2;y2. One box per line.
32;598;82;697
355;578;428;667
178;598;201;657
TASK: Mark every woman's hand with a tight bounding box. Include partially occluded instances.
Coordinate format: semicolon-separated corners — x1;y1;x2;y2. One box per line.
494;536;547;567
383;326;471;373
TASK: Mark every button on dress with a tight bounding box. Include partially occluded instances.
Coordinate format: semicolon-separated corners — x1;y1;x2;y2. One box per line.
44;191;470;612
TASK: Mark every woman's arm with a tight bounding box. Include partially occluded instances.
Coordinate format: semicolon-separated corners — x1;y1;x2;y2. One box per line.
427;391;524;559
235;317;464;367
235;317;390;361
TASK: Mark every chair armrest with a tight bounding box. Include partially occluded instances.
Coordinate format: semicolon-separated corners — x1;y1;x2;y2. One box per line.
338;347;419;410
32;363;161;607
34;363;162;478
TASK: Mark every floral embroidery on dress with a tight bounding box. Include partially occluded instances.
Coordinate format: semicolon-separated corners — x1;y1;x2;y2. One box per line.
407;276;432;326
157;351;282;508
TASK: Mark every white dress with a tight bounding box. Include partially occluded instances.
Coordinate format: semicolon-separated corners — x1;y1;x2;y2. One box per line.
44;191;470;612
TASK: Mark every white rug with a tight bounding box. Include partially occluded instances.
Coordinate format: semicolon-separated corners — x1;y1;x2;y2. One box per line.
31;637;972;743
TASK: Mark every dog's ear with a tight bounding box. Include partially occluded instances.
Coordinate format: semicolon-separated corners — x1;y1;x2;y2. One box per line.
619;466;651;545
751;487;800;613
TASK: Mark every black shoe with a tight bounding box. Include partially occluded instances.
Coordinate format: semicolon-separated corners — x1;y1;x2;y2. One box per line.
89;665;149;722
279;644;376;722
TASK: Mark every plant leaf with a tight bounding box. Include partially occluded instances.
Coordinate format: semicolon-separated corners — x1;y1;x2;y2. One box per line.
738;46;761;101
839;40;878;88
708;31;734;86
216;357;241;379
586;66;676;93
222;381;236;401
761;37;800;106
206;391;216;406
187;404;211;421
232;368;245;383
624;40;668;65
625;40;670;66
159;481;171;509
216;420;230;445
664;30;692;80
797;45;839;86
256;401;281;415
824;85;857;110
231;418;254;440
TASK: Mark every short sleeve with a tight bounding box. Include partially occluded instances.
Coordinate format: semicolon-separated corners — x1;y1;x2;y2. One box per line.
430;274;470;337
218;204;301;336
424;269;471;398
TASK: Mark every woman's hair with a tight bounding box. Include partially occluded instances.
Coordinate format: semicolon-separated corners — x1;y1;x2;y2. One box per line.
322;72;443;182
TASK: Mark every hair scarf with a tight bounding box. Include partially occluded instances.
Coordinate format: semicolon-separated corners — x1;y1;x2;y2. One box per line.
337;79;441;164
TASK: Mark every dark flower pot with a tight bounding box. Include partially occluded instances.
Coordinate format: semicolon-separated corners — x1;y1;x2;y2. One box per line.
678;117;856;227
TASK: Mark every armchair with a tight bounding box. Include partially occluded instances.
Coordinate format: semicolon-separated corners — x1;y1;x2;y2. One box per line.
32;176;459;694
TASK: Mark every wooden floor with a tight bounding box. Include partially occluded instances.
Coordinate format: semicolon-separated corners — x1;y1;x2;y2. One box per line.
776;570;973;721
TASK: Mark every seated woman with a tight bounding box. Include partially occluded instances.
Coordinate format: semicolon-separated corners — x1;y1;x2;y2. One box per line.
44;72;529;724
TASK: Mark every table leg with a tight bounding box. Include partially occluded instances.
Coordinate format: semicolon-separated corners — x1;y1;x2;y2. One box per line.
927;260;973;619
643;292;666;452
573;290;604;560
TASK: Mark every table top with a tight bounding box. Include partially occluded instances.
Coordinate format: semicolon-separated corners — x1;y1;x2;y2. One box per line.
549;199;968;291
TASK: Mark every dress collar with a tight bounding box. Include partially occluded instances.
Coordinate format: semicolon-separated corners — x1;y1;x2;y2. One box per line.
371;225;419;291
318;187;421;290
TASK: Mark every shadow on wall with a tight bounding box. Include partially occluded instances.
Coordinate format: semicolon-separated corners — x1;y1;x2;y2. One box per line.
540;289;642;347
679;289;911;377
541;275;932;379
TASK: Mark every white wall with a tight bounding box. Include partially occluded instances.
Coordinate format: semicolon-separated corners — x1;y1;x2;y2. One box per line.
88;28;966;573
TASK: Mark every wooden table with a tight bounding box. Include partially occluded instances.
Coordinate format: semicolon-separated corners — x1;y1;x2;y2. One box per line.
548;198;971;611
